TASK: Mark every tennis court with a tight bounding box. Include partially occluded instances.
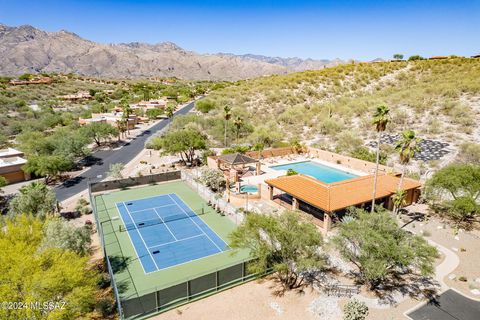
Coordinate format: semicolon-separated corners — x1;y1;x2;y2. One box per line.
116;193;230;273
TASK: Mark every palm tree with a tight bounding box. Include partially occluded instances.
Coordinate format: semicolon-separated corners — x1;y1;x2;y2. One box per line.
223;105;232;147
393;129;421;214
371;105;390;213
120;99;133;135
233;116;243;143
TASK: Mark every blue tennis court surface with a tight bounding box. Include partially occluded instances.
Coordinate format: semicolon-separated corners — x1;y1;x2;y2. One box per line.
116;194;229;273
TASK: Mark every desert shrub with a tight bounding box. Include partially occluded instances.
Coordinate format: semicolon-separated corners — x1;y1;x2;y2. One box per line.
199;167;226;192
286;169;298;176
335;131;364;154
75;198;92;215
317;117;345;136
343;299;369;320
222;145;251;154
195;99;216;113
350;146;387;165
457;142;480;165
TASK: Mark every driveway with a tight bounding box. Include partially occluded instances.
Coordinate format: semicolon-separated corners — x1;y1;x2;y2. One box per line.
54;100;196;202
407;289;480;320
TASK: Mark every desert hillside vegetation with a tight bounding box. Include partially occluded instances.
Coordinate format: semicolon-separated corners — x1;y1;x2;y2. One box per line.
185;58;480;175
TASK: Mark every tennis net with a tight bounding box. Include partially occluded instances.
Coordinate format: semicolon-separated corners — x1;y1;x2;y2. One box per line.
118;208;205;232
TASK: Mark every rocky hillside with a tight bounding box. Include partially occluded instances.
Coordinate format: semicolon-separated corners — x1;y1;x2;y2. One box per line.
0;24;342;80
185;58;480;176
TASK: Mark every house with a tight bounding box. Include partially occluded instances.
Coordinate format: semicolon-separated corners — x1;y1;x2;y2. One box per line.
0;148;29;184
130;98;168;111
60;91;92;101
9;77;53;86
78;111;138;130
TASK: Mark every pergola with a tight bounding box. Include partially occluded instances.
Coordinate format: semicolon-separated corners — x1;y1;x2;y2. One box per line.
216;153;261;182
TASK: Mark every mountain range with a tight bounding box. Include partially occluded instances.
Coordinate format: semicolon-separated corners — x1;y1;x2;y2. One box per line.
0;24;345;80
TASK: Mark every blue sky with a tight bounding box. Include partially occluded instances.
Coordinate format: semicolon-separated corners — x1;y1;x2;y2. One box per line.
1;0;479;60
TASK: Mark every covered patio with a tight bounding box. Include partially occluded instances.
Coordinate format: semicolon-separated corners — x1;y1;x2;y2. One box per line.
265;173;421;233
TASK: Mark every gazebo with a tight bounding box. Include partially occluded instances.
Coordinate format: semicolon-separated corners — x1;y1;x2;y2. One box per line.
216;153;261;182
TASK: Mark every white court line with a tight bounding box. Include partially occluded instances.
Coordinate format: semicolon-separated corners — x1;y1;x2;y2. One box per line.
149;250;229;273
167;194;223;252
153;208;178;241
169;193;230;250
128;203;177;214
115;203;148;274
123;202;161;271
147;234;205;250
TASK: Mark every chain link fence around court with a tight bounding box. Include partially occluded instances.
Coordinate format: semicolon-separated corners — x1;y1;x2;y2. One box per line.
181;169;246;225
89;171;256;319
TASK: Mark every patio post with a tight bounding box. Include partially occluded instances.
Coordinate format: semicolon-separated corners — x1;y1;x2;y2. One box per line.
268;185;274;200
292;197;299;210
324;212;332;232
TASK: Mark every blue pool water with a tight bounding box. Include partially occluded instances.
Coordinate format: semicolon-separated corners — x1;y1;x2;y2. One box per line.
271;161;357;183
240;185;258;193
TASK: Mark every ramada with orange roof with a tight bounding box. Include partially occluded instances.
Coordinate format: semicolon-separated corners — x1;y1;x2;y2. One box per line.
265;172;421;232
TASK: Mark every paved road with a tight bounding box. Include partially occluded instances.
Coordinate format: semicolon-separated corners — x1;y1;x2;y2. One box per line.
407;289;480;320
54;100;196;202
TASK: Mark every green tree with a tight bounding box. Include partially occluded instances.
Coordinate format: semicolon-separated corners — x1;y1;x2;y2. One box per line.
23;155;73;184
343;299;369;320
408;55;425;61
107;163;125;180
120;98;133;135
16;131;53;156
48;128;91;158
250;125;283;147
371;105;390;213
0;215;99;319
18;73;32;80
229;211;327;290
40;218;92;255
448;196;480;222
94;91;108;103
149;128;207;165
426;164;480;222
223;105;232;147
393;53;404;60
195;99;216;113
8;182;57;218
394;129;421;213
333;209;438;289
146;108;164;120
80;122;119;146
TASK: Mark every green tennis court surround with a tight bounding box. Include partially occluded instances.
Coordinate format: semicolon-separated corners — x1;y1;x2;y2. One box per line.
92;179;252;319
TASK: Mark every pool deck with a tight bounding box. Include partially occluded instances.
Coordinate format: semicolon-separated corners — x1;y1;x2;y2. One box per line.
240;155;367;187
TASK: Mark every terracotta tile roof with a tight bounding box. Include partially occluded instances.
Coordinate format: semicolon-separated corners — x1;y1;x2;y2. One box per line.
265;174;421;212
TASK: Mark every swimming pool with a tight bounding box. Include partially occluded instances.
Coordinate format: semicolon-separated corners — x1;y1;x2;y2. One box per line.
271;161;357;183
240;185;258;193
